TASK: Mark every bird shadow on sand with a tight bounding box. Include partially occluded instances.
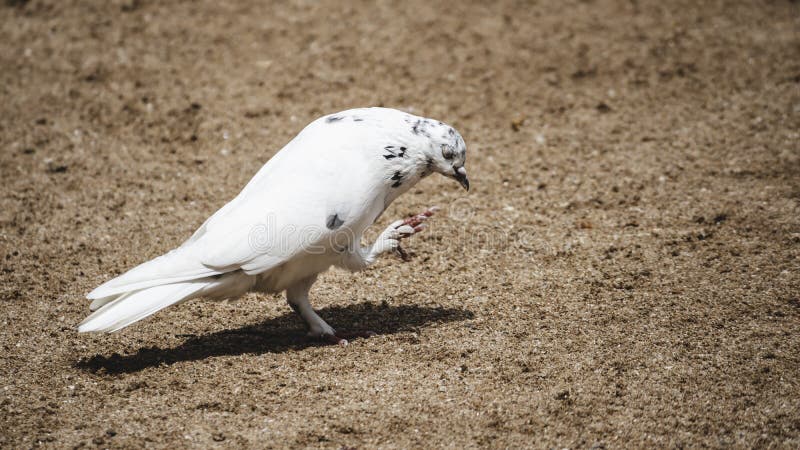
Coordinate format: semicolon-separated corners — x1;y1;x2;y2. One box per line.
75;302;473;375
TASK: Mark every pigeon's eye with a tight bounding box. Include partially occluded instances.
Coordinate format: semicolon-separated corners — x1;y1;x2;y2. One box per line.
441;144;455;160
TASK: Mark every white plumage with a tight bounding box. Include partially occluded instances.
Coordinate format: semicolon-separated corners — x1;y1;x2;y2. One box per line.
79;107;469;344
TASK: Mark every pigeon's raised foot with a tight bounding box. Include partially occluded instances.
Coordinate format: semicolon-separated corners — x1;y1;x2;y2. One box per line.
394;207;438;261
316;330;377;347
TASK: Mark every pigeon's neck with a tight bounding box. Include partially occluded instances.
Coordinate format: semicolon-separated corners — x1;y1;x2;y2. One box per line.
379;143;433;203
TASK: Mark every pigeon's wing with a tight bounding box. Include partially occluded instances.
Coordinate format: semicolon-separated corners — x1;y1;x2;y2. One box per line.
194;185;331;274
192;118;384;275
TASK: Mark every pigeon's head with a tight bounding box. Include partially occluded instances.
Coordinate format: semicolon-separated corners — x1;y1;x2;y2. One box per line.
423;122;469;191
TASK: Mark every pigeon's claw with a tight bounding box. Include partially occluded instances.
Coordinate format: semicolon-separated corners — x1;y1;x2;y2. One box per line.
389;207;437;261
371;207;437;262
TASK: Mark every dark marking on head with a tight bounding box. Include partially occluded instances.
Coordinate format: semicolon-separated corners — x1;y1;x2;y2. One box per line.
326;115;343;123
448;128;455;136
384;154;396;160
411;119;432;138
352;116;363;122
326;213;345;230
391;180;403;188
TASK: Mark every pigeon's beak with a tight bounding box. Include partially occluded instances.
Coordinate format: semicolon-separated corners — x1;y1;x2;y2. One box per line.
453;166;469;191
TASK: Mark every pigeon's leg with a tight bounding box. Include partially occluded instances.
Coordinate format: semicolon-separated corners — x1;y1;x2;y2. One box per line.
285;275;373;346
285;275;334;337
338;207;438;271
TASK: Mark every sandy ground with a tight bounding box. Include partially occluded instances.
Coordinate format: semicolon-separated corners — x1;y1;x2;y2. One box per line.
1;0;799;448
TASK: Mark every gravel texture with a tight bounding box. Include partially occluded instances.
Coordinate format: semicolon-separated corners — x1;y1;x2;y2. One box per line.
1;0;799;448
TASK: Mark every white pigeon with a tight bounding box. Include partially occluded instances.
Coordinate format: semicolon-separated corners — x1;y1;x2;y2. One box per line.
78;107;469;344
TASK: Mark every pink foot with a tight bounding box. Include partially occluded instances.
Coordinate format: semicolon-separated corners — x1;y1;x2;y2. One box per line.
395;207;438;261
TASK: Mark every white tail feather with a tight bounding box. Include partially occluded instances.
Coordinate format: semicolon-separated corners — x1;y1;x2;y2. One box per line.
79;272;257;333
89;293;125;311
87;248;221;300
78;281;209;333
